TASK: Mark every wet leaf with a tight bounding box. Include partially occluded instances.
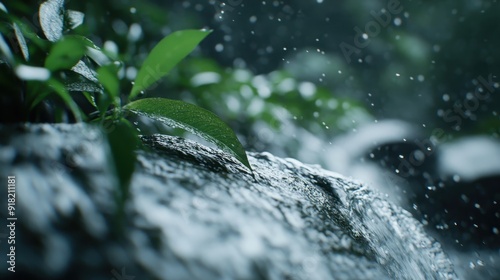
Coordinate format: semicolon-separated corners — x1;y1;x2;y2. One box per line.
72;60;99;83
97;64;120;99
64;35;111;65
47;78;83;121
97;63;121;114
0;32;14;65
39;0;64;42
106;118;138;227
124;98;252;171
45;37;86;71
13;23;29;61
65;10;84;30
129;29;211;100
106;118;137;194
65;81;102;92
82;92;97;108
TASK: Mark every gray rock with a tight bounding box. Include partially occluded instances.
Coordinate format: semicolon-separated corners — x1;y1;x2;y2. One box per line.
0;124;456;279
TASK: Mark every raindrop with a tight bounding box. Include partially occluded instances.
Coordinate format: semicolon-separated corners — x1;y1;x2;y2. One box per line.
104;41;119;55
215;43;224;52
127;23;143;42
298;82;316;99
126;67;137;80
393;17;402;26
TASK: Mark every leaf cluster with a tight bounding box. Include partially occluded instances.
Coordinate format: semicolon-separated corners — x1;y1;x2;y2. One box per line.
0;0;253;218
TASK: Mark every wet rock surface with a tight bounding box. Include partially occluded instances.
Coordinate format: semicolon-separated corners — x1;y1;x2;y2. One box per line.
0;124;456;279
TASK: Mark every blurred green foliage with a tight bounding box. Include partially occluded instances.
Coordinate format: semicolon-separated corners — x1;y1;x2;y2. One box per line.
2;0;499;154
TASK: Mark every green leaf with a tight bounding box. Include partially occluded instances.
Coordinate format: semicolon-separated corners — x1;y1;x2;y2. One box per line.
105;118;138;230
97;64;120;99
129;29;211;100
124;98;252;171
0;32;14;65
106;118;138;198
45;37;86;71
45;78;83;121
82;92;97;108
65;35;114;65
96;63;121;114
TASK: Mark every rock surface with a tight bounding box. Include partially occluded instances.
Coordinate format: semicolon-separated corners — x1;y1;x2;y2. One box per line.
0;124;457;279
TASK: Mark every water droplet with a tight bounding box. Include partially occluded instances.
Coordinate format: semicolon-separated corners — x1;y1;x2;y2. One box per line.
215;43;224;52
127;23;143;42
